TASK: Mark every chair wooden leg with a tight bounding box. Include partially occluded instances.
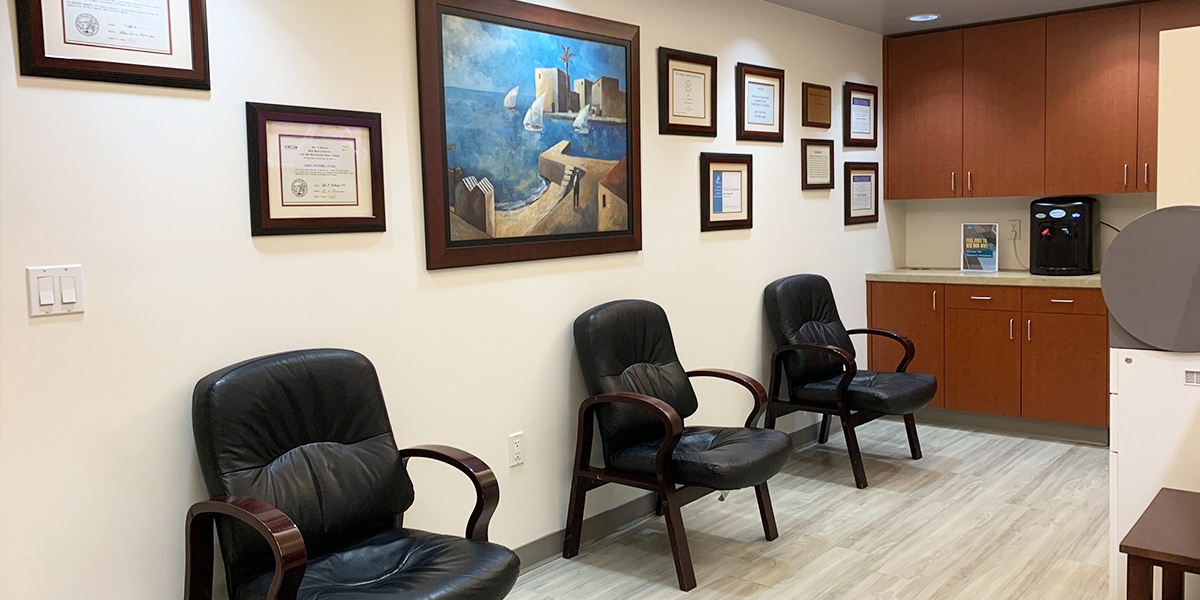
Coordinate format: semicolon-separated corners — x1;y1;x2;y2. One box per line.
754;483;779;541
841;420;869;489
818;414;832;444
660;487;697;591
562;476;588;558
903;414;923;460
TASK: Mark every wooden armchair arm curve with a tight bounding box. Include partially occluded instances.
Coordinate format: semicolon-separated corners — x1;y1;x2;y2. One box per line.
579;392;685;482
847;327;916;372
185;495;306;600
686;368;769;428
766;343;858;414
399;444;500;542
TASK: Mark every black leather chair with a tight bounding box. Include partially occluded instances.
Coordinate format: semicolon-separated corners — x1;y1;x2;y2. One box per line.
763;275;937;489
565;300;793;591
185;349;520;600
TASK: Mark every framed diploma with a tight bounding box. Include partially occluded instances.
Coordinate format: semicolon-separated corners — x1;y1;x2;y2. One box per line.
961;223;1000;271
801;83;832;129
415;0;641;269
844;162;878;225
736;63;785;143
658;47;717;137
14;0;210;90
246;103;386;236
843;82;878;147
700;153;753;231
801;139;835;190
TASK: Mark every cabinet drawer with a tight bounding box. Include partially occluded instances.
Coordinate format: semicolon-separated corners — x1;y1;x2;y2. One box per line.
944;285;1022;311
1022;287;1107;315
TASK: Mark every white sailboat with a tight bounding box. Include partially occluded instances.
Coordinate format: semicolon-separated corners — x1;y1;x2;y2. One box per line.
503;86;519;110
573;104;591;135
523;92;547;132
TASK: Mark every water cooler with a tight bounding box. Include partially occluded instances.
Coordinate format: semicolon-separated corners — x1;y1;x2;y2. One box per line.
1029;196;1098;276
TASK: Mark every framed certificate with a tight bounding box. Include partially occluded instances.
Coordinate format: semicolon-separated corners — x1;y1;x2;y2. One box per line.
801;83;832;128
246;103;386;236
658;47;717;137
14;0;210;90
736;63;785;143
801;139;835;190
844;162;878;225
843;82;878;147
961;223;1000;271
700;153;753;231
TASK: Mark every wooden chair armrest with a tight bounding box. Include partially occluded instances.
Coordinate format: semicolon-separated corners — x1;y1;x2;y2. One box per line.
399;444;500;542
580;392;685;482
686;368;769;428
185;496;306;600
767;343;858;414
847;327;916;372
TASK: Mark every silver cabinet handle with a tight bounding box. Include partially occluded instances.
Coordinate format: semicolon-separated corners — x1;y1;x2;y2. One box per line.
951;172;956;192
1027;320;1032;342
1124;164;1129;187
967;171;973;192
1050;299;1075;304
1009;318;1014;340
970;296;992;301
933;290;938;311
1144;163;1150;186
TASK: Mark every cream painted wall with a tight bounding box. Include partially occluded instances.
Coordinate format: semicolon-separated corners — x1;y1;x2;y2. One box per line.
1157;25;1200;208
0;1;890;598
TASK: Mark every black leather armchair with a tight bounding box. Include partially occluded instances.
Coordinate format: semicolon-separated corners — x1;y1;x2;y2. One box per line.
763;275;937;489
564;300;793;591
185;349;520;600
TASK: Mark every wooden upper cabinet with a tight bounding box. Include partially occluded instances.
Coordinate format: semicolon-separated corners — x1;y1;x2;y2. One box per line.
885;30;963;200
1045;5;1140;195
1137;0;1200;192
962;19;1047;198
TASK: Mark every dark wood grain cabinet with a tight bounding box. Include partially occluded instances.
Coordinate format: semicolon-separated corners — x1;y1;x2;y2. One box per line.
884;31;962;201
867;282;945;407
1137;0;1200;192
943;286;1023;416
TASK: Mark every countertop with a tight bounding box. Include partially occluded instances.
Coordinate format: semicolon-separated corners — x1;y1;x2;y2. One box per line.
866;268;1102;289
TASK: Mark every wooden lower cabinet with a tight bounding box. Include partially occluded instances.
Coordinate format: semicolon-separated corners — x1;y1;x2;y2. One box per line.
867;282;945;407
945;308;1022;416
1020;312;1109;427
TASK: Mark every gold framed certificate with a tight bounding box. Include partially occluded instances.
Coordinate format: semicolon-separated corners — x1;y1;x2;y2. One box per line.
802;83;832;128
700;153;753;231
658;47;717;137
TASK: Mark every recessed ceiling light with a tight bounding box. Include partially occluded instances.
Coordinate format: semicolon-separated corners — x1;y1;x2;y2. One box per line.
906;13;941;22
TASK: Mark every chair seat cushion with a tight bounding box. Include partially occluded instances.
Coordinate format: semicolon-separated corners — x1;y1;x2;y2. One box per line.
237;527;520;600
789;371;937;415
607;426;793;490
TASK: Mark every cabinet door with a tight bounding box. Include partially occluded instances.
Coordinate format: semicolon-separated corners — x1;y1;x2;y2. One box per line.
1137;0;1200;192
884;31;963;200
962;19;1046;198
945;309;1022;416
1021;313;1109;426
1045;5;1140;195
867;282;945;407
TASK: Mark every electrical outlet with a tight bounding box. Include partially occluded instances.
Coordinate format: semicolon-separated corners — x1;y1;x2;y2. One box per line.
1007;219;1022;241
508;431;525;467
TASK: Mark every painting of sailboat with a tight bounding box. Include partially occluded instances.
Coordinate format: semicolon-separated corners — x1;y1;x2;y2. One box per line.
503;86;519;110
573;104;590;135
523;92;547;132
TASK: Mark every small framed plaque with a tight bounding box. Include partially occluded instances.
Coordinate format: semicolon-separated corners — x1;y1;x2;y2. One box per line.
801;139;835;190
843;82;878;147
801;83;832;128
658;47;717;137
961;223;1000;271
736;63;784;143
700;153;753;231
246;102;386;236
844;162;878;225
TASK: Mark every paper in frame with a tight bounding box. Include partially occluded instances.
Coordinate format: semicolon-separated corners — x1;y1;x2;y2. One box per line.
843;82;878;147
700;153;753;231
801;139;834;190
14;0;210;89
961;223;1000;272
844;162;878;225
801;82;832;129
658;47;717;137
736;63;784;143
246;103;386;236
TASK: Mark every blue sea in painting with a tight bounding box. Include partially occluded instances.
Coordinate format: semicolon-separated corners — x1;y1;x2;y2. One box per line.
444;87;628;211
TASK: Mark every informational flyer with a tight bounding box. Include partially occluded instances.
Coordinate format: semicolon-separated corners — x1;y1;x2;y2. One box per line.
962;223;999;271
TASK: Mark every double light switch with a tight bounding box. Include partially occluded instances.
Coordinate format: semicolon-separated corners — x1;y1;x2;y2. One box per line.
26;265;84;317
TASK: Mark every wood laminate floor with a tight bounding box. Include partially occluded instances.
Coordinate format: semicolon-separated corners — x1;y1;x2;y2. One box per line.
511;421;1108;600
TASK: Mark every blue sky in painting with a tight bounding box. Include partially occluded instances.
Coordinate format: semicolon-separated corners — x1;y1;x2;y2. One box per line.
441;13;627;94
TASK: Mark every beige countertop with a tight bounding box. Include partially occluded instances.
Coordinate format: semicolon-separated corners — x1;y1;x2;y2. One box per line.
866;268;1102;288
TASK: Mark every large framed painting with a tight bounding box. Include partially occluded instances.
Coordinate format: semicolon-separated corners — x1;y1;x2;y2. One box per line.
415;0;641;269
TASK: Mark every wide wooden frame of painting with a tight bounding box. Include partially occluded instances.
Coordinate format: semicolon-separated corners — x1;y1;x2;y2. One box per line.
415;0;641;269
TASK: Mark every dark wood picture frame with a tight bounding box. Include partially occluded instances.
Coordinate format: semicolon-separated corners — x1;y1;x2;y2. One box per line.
801;83;832;128
415;0;642;270
658;47;717;137
801;139;835;190
246;102;386;236
843;82;878;148
14;0;210;90
700;153;753;231
844;161;879;225
735;63;785;143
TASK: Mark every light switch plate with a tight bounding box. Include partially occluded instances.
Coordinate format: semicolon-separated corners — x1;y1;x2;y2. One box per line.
26;265;84;317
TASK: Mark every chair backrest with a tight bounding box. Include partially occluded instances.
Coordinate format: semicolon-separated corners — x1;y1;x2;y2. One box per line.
573;300;699;458
192;349;415;593
763;274;856;385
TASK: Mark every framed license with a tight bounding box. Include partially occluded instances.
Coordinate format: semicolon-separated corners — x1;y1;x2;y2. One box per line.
736;63;784;143
801;83;832;128
843;82;877;147
14;0;210;90
658;47;716;137
700;153;752;231
844;162;878;225
801;139;834;190
246;103;385;236
961;223;1000;271
415;0;641;269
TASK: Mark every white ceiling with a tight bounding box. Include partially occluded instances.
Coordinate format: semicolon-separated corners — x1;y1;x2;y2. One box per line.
763;0;1127;35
